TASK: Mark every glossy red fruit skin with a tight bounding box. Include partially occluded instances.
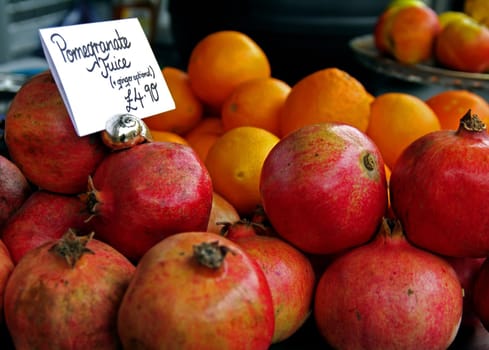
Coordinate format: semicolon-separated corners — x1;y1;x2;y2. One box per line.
314;220;463;350
1;190;92;264
435;17;489;73
4;234;135;349
227;227;316;343
260;122;387;255
390;111;489;257
86;141;213;262
4;70;108;194
472;258;489;332
0;155;31;230
117;231;275;349
0;240;14;327
445;256;485;327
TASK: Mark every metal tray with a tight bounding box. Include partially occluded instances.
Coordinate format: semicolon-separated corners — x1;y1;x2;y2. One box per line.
349;34;489;91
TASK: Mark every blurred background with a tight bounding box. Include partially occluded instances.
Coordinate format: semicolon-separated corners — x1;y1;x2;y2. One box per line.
0;0;482;121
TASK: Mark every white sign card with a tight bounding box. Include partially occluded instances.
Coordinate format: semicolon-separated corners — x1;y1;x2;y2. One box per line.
39;18;175;137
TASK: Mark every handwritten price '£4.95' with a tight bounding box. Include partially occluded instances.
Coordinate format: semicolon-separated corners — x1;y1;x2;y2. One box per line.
124;82;160;112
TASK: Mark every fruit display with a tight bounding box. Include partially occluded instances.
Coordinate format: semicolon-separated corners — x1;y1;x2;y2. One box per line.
373;0;489;73
2;21;489;349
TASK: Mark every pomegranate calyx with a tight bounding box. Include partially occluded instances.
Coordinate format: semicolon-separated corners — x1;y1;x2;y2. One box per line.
48;229;95;268
193;241;232;269
459;109;487;132
79;176;100;220
379;217;405;240
218;218;267;237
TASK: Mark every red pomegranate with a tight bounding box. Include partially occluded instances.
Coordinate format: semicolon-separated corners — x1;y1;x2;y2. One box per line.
471;258;489;332
445;256;485;327
4;230;135;349
221;218;269;240
390;110;489;257
0;239;14;327
82;141;213;262
314;219;463;349
260;122;387;254
1;190;93;264
117;231;274;349
4;70;108;194
222;219;316;343
0;155;31;229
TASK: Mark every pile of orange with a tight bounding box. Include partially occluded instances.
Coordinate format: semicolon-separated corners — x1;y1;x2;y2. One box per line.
145;29;489;219
366;92;441;170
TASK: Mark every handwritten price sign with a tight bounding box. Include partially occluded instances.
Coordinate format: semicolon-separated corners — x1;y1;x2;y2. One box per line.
39;18;175;137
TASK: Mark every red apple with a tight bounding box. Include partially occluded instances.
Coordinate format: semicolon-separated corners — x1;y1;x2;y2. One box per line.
435;15;489;73
374;2;441;64
438;11;472;29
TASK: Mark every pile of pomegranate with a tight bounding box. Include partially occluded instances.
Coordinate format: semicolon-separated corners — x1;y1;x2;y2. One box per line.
1;70;489;349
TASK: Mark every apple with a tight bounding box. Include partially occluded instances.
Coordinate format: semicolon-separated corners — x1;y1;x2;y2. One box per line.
374;1;441;64
387;0;424;8
435;15;489;73
438;11;472;29
374;0;426;54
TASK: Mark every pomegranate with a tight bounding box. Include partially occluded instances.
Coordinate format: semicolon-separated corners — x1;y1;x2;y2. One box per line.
390;110;489;257
314;219;463;349
0;155;31;229
4;230;135;349
0;239;14;327
445;256;485;327
1;190;92;264
222;218;268;240
471;258;489;332
222;219;316;343
118;231;274;349
260;122;387;254
82;141;213;262
249;204;279;238
4;70;108;194
206;191;240;234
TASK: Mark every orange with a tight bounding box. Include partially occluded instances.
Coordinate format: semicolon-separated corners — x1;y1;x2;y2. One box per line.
425;89;489;130
187;30;271;110
384;164;395;219
279;67;373;137
221;77;291;136
205;126;280;216
366;92;441;170
149;130;189;145
384;164;392;184
185;116;224;162
144;66;203;135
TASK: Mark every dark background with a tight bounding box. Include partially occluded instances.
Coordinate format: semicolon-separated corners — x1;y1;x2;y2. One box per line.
162;0;466;96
